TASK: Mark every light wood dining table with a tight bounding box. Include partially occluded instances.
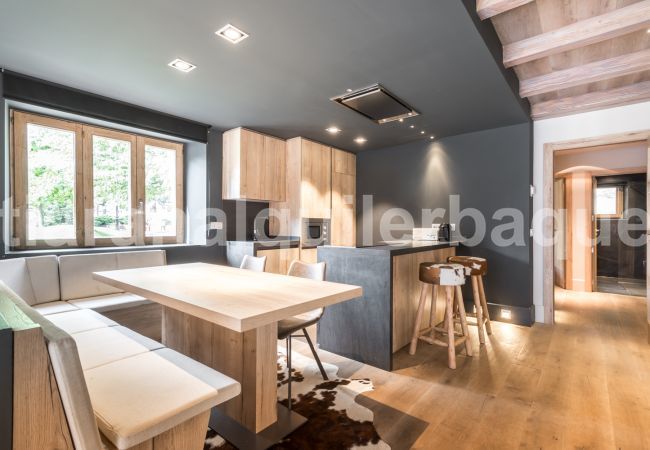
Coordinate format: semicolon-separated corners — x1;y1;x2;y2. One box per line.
93;262;362;446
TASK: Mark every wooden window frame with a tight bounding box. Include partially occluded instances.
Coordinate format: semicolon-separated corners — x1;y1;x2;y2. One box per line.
83;125;138;248
595;186;625;219
138;136;185;246
9;109;185;250
11;111;84;249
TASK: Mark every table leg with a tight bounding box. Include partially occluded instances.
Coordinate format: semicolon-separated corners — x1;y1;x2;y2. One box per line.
162;307;278;433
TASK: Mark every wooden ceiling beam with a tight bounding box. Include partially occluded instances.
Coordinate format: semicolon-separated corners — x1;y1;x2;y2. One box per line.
476;0;535;20
531;81;650;120
520;49;650;98
504;1;650;67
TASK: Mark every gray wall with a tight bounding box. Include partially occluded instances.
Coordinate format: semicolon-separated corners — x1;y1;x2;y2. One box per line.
356;123;533;314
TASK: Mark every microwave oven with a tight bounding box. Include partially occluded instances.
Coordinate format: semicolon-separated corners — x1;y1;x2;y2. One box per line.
301;218;330;248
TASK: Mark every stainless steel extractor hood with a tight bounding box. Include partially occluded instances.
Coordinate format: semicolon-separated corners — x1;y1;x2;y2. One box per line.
331;84;419;124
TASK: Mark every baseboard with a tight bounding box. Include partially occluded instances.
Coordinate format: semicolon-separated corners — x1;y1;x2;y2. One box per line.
463;301;535;327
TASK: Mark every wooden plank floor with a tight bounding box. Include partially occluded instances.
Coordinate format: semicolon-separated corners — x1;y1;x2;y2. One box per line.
296;288;650;449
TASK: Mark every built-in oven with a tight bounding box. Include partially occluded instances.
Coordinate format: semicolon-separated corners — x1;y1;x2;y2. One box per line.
301;218;330;248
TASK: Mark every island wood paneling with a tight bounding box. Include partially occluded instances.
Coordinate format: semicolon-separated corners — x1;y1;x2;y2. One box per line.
392;247;456;352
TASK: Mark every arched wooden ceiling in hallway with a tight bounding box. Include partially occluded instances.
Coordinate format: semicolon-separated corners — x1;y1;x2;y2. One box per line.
477;0;650;119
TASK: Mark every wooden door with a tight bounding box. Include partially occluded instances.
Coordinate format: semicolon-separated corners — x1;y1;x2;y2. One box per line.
331;149;356;246
300;139;331;219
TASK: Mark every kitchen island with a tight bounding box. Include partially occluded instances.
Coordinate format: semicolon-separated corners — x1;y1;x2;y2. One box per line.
317;240;461;370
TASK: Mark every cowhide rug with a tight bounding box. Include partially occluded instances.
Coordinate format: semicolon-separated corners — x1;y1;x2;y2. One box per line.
204;350;390;450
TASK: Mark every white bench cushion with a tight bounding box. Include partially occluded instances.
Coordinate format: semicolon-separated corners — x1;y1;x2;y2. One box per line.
73;326;163;371
116;250;166;270
47;309;118;335
59;253;122;301
34;301;79;316
0;258;35;304
84;349;240;449
68;293;151;313
0;282;103;450
25;255;61;304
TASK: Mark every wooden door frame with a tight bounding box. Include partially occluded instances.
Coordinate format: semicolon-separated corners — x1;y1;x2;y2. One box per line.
544;130;650;333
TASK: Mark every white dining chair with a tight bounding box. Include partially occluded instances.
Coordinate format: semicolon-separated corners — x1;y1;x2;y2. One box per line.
240;255;267;272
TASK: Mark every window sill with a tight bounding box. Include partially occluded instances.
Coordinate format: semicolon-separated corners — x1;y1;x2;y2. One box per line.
4;243;205;258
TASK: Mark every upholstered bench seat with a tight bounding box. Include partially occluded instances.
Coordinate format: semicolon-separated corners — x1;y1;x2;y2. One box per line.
72;325;164;370
47;309;118;335
2;280;241;450
86;348;240;449
69;293;151;312
33;300;80;315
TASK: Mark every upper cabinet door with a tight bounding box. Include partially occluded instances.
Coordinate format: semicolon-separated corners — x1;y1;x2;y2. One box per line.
331;149;356;246
301;139;331;219
222;128;286;202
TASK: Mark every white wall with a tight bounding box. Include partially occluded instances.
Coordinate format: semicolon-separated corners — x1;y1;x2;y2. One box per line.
533;101;650;322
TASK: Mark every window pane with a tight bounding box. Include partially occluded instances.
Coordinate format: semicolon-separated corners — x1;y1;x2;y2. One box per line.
26;123;76;240
595;187;618;215
145;145;177;237
93;135;132;238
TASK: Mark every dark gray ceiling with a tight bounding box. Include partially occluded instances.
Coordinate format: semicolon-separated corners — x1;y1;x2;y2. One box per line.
0;0;529;151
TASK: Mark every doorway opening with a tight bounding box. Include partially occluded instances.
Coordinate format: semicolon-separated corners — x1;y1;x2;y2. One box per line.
594;174;647;297
551;139;648;323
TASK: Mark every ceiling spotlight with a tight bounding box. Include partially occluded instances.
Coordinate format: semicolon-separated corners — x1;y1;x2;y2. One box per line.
398;118;404;123
410;125;415;129
326;127;341;134
420;131;425;135
216;24;249;44
354;137;367;144
430;135;435;140
168;58;197;73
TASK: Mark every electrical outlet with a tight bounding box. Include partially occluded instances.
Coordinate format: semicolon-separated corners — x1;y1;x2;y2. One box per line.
209;221;223;230
450;223;456;231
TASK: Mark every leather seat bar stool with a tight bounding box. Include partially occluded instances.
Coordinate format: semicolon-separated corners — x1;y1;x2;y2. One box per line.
447;256;492;344
279;260;328;410
409;263;473;369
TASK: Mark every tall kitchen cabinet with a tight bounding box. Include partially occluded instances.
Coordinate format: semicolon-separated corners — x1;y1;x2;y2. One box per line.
331;149;356;247
270;138;356;263
222;128;286;202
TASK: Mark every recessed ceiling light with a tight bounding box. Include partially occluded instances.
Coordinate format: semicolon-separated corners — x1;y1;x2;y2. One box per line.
398;118;404;123
430;135;435;140
647;28;650;33
410;125;415;129
420;131;425;135
326;126;341;134
168;58;196;73
346;89;353;93
354;137;367;144
216;23;249;44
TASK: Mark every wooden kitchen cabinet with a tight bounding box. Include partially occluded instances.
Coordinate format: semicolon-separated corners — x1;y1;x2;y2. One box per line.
331;148;356;247
257;248;300;275
300;138;331;219
222;128;286;202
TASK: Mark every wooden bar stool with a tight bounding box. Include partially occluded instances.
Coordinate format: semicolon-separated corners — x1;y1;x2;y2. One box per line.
448;256;492;344
409;262;473;369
